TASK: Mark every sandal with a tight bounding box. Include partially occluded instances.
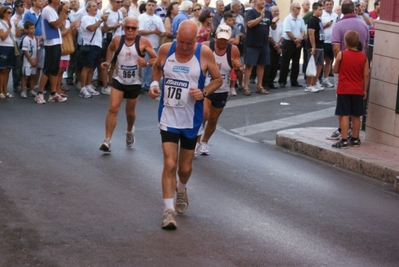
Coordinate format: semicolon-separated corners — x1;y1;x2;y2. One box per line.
237;86;244;92
256;87;269;94
6;93;13;98
242;88;251;96
66;79;74;85
61;86;70;91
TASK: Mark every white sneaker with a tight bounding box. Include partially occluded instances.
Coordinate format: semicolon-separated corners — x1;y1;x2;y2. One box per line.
20;91;27;98
199;142;209;155
304;86;319;93
33;85;39;91
322;79;334;88
230;87;237;96
315;81;325;91
76;82;82;90
28;90;37;97
86;85;100;96
48;93;67;102
126;127;135;147
101;86;111;95
34;93;46;104
79;87;91;98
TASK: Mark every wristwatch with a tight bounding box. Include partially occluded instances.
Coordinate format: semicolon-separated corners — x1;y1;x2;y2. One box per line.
203;90;208;97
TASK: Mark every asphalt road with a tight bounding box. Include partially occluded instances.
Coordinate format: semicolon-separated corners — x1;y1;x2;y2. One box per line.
1;83;398;266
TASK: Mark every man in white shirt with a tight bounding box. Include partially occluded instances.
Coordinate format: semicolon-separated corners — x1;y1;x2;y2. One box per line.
321;0;338;88
79;0;109;98
34;0;70;104
100;0;123;94
138;0;165;91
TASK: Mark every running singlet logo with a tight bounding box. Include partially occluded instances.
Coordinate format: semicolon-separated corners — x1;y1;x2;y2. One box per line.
163;78;189;107
172;66;190;74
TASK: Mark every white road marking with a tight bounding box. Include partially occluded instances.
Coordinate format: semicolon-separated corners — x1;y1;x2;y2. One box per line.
231;107;336;136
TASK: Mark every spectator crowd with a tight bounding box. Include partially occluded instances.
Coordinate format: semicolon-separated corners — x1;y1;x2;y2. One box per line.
0;0;379;101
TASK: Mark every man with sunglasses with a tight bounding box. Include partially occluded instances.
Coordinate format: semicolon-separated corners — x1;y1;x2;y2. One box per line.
99;16;157;152
148;20;223;230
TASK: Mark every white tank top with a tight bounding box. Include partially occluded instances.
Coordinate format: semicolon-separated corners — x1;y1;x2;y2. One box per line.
205;40;232;94
159;41;206;129
114;36;143;85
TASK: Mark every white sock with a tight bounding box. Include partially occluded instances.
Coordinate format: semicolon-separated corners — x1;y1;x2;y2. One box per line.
176;181;186;192
163;198;174;212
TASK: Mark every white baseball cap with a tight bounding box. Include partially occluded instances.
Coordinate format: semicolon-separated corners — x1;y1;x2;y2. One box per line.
216;25;232;40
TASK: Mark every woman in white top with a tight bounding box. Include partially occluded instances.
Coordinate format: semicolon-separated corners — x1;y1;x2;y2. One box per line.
0;6;16;98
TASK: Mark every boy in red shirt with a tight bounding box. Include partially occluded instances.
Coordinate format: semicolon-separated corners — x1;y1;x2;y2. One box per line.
332;30;370;148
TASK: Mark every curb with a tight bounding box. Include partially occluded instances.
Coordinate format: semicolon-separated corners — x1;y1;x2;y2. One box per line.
276;127;399;184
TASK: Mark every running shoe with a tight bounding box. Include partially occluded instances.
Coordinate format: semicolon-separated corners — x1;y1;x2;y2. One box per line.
99;139;111;152
162;209;177;230
326;129;341;140
314;82;325;91
34;93;46;104
230;87;237;96
20;91;27;98
199;143;209;155
322;80;334;88
101;86;111;95
79;87;91;98
349;137;361;147
86;85;100;96
304;86;319;93
331;139;348;149
175;188;189;214
48;93;67;102
126;127;135;147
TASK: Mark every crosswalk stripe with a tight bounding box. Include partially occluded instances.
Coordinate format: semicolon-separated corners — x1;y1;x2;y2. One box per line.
231;107;336;136
225;90;307;108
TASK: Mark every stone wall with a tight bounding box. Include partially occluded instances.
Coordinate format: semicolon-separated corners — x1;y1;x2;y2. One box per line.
366;20;399;147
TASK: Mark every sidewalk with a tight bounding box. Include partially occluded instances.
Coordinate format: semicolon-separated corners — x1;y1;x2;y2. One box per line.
276;127;399;188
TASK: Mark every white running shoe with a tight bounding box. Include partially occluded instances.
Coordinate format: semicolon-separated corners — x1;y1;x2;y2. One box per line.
34;93;46;104
199;142;209;155
76;82;82;90
322;79;334;88
99;139;111;152
315;81;325;91
20;91;27;98
230;87;237;96
126;127;135;147
162;209;177;230
79;87;92;98
101;86;111;95
48;93;67;102
304;86;319;93
86;85;100;96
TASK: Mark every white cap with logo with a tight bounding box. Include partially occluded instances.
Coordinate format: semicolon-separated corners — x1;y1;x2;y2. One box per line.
216;25;232;40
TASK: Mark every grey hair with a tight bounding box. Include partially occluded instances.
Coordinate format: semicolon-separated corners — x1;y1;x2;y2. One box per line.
290;2;300;9
122;16;139;26
216;0;224;6
85;0;95;11
231;0;241;7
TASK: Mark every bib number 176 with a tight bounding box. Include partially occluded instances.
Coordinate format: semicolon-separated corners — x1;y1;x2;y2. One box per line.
167;86;182;100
